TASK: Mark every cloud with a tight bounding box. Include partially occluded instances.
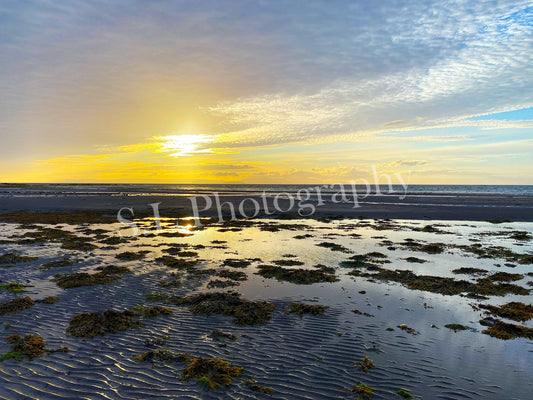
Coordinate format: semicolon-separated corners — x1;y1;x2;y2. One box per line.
0;1;531;183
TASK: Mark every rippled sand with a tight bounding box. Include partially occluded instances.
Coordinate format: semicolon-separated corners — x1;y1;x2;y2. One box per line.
0;217;532;399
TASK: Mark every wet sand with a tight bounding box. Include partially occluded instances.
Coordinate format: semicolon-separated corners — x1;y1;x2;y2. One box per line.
0;194;532;399
1;191;532;222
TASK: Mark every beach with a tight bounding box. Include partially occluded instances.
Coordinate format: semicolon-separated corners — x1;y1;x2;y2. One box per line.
0;185;532;399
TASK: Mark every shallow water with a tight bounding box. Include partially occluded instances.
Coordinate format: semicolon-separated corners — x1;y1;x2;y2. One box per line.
0;218;532;399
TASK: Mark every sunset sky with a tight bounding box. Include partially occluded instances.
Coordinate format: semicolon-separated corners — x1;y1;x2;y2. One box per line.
1;1;532;184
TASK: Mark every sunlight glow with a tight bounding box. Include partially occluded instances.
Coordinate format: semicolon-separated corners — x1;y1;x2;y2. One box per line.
157;134;214;157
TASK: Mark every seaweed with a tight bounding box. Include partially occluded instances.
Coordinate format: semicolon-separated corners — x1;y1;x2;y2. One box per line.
255;265;338;284
54;265;131;288
66;309;145;338
218;270;247;281
0;252;38;264
136;349;191;364
39;296;58;304
404;257;427;264
340;253;390;269
481;320;533;340
352;310;375;317
141;306;173;318
457;244;533;265
444;324;473;332
479;302;533;322
397;324;419;335
41;257;74;269
451;267;487;275
0;334;69;362
207;279;239;288
355;356;375;373
146;292;168;301
158;279;182;287
222;259;252;268
168;292;275;325
294;234;313;239
0;282;26;294
272;259;305;266
483;272;523;282
286;303;328;316
316;242;351;253
115;251;149;260
352;383;375;400
155;256;200;270
209;329;237;341
1;334;44;361
0;297;35;316
396;389;416;399
243;379;275;395
350;267;530;297
181;356;243;390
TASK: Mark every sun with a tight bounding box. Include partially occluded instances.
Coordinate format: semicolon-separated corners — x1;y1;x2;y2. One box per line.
157;134;214;157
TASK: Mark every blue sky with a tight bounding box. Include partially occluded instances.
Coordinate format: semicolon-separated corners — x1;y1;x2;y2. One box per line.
0;1;532;183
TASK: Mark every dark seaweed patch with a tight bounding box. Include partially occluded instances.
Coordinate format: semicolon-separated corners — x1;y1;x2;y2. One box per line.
286;303;328;316
67;310;144;338
0;253;38;264
479;302;533;322
0;297;35;316
481;320;533;340
255;265;338;284
168;292;275;325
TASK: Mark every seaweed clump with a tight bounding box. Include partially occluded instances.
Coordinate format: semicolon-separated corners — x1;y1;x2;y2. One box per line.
222;259;252;268
316;242;351;253
41;257;74;269
155;256;199;270
209;329;237;341
135;349;191;364
255;265;338;284
286;303;328;316
0;297;35;316
451;267;487;275
243;379;275;395
0;334;69;361
444;324;474;332
218;270;247;281
54;265;131;288
481;320;533;340
349;267;530;297
0;282;26;294
396;389;416;399
404;257;427;264
168;292;275;325
207;279;239;289
352;383;375;400
341;252;390;269
354;356;375;373
66;309;145;338
397;324;419;335
1;334;44;361
479;302;533;322
115;251;149;260
141;306;173;318
183;357;243;390
0;253;38;264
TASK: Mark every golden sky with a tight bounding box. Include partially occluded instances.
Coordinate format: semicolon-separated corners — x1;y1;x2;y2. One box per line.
1;1;532;184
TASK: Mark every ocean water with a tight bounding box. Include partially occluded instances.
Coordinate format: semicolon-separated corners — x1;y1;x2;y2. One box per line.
1;183;532;198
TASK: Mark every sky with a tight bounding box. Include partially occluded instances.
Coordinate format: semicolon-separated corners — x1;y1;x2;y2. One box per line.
0;0;532;184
